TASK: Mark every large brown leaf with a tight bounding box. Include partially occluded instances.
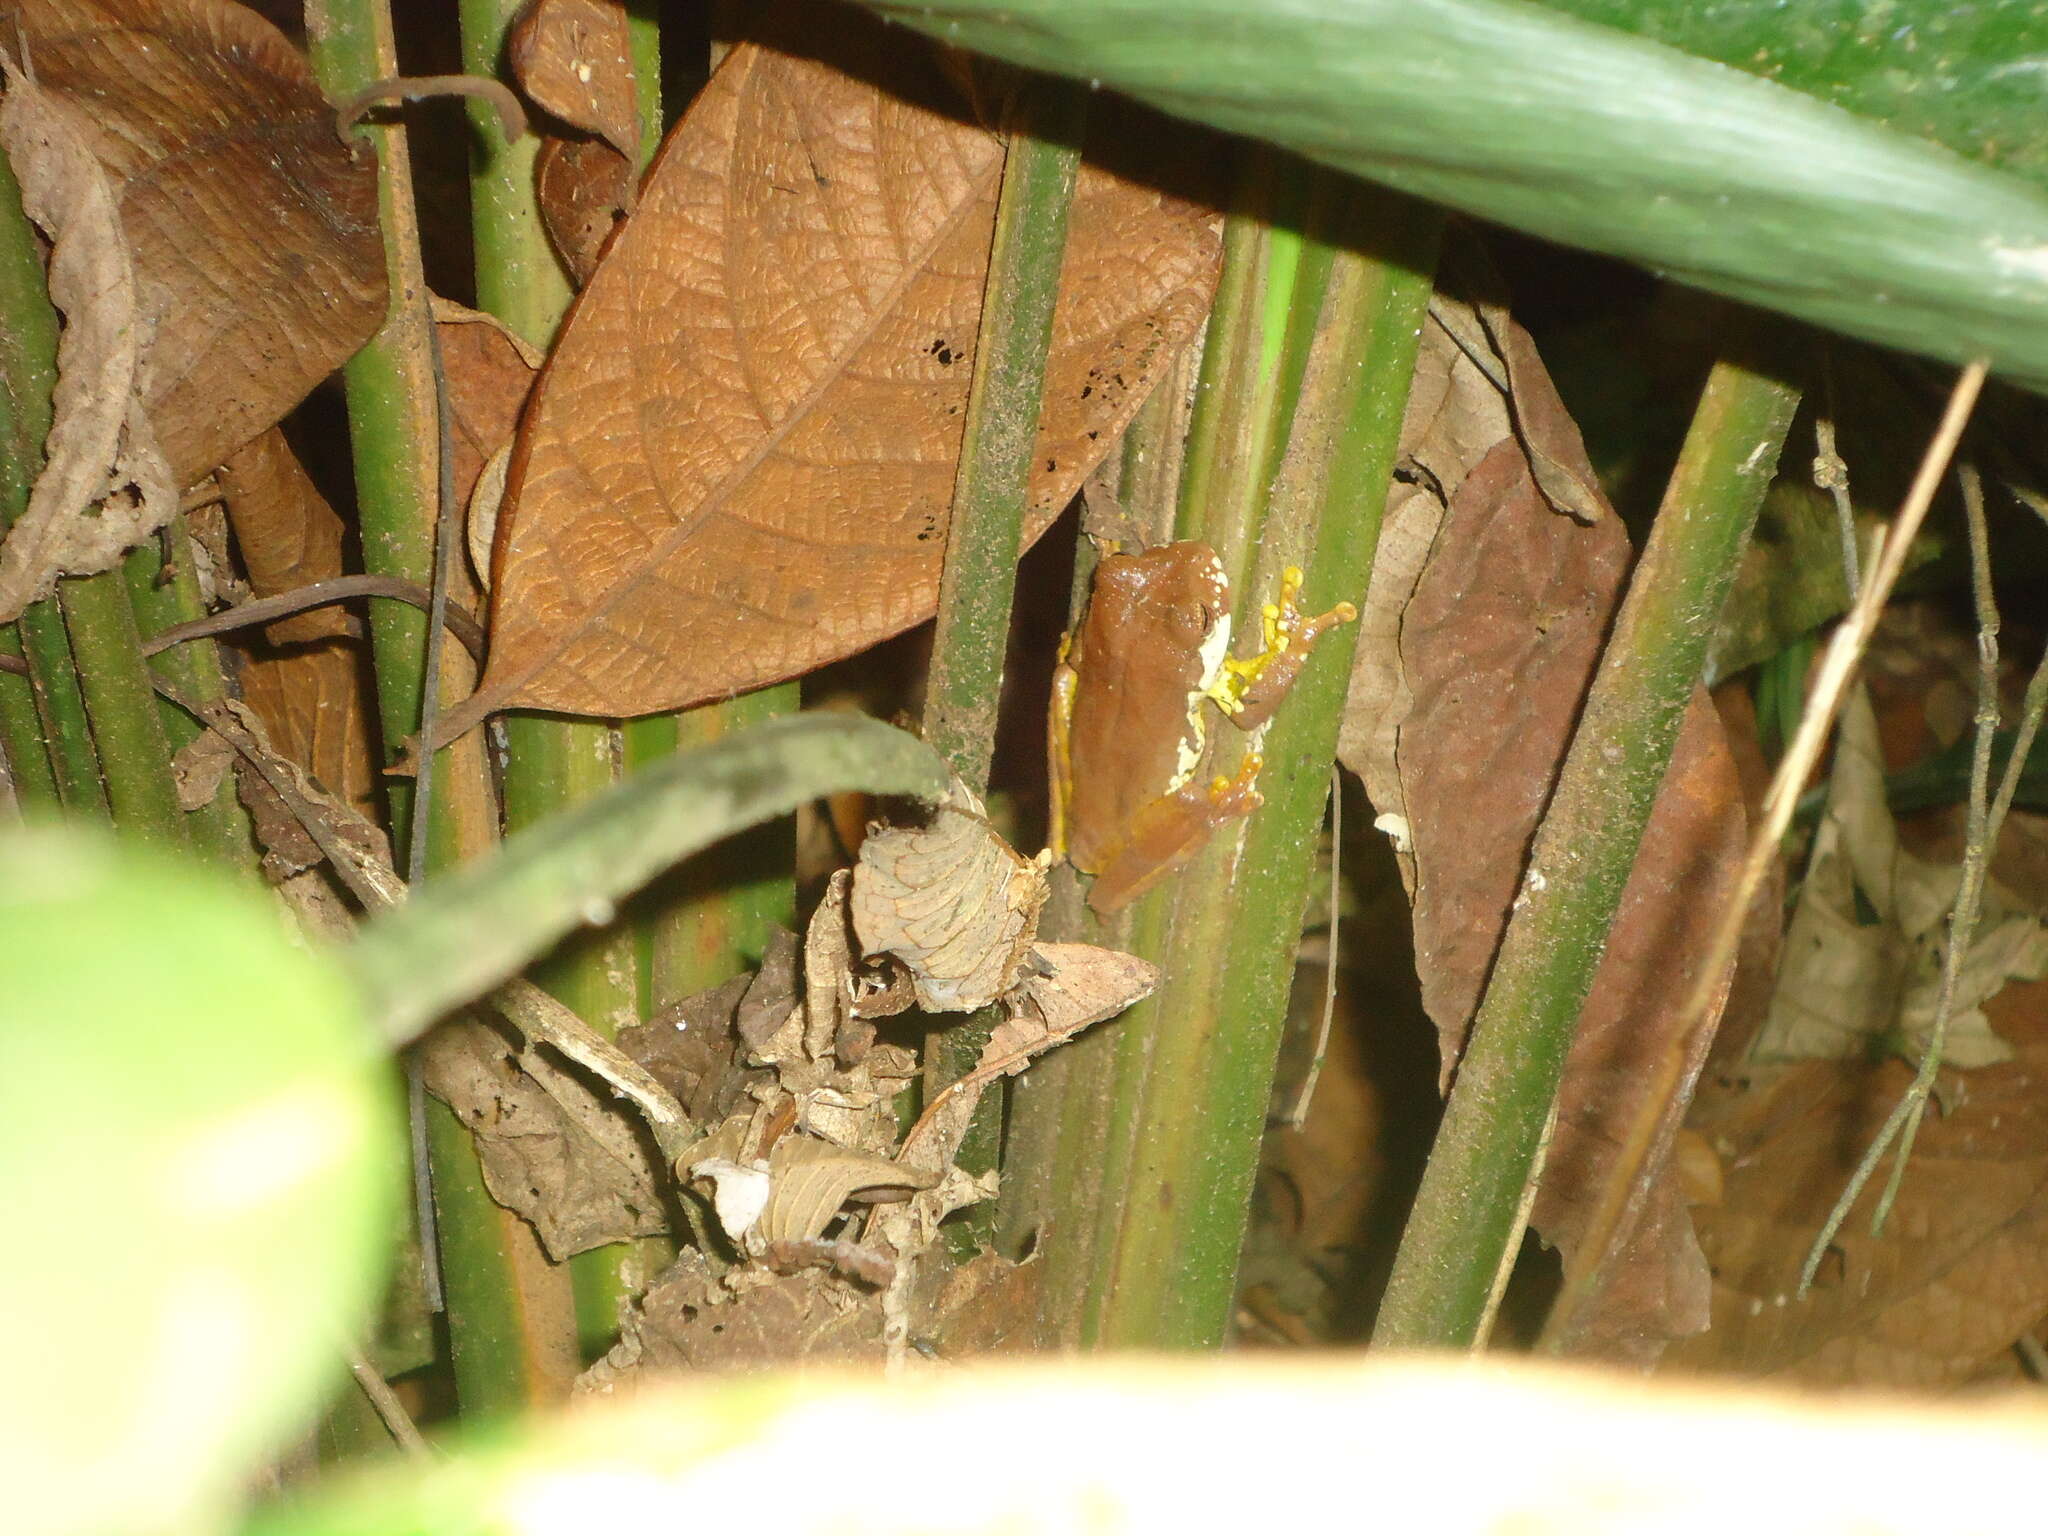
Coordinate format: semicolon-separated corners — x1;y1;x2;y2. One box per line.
1341;278;1746;1360
5;0;384;485
449;20;1218;732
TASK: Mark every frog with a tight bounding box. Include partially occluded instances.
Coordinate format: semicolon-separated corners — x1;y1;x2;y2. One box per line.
1047;539;1358;914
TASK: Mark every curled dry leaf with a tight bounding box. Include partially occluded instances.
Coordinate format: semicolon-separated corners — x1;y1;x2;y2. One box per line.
1340;272;1745;1361
851;779;1049;1013
509;0;640;160
0;50;173;620
8;0;383;485
441;14;1220;735
511;0;640;284
535;133;633;284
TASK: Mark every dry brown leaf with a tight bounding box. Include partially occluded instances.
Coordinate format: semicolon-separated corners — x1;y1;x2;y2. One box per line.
444;17;1219;733
0;49;173;620
509;0;640;160
1672;979;2048;1388
1340;277;1745;1360
851;780;1048;1013
216;428;353;644
421;1014;670;1261
535;133;633;284
8;0;383;485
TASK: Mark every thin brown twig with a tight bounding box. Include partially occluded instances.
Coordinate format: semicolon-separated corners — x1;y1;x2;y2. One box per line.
1797;458;2036;1288
1540;360;1986;1346
335;74;527;145
143;574;486;660
0;574;484;678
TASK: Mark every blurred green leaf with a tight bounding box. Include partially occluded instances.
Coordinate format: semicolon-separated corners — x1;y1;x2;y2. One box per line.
0;826;396;1536
863;0;2048;387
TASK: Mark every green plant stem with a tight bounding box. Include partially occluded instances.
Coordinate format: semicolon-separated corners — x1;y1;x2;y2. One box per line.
1086;174;1439;1349
460;0;649;1361
123;524;252;862
1372;331;1798;1351
994;360;1192;1333
56;571;186;846
307;0;574;1422
0;141;89;813
919;84;1087;1253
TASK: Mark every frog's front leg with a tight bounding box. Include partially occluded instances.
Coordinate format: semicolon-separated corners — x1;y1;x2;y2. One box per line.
1087;754;1265;914
1209;566;1359;731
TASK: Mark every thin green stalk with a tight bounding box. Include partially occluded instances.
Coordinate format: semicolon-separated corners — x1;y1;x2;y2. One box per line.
920;84;1087;1252
0;141;88;813
1372;332;1799;1352
123;523;252;862
461;0;645;1362
56;571;185;846
307;0;574;1421
1087;178;1439;1349
1077;151;1329;1348
994;365;1191;1318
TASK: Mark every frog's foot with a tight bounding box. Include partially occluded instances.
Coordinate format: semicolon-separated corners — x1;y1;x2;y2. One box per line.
1086;754;1266;915
1207;566;1359;729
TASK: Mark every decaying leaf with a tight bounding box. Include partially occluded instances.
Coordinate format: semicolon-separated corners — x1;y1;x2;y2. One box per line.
235;642;381;822
7;0;383;485
1340;268;1746;1360
1759;687;2044;1069
422;1014;670;1261
442;13;1220;734
851;778;1049;1013
0;50;173;620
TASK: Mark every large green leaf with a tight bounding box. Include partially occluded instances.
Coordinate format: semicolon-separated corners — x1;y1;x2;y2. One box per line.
1551;0;2048;194
862;0;2048;387
0;827;396;1536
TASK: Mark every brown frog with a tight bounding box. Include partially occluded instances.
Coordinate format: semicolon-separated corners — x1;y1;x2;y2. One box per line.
1048;540;1356;913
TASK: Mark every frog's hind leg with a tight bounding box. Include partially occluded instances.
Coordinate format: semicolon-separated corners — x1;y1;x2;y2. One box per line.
1085;754;1265;915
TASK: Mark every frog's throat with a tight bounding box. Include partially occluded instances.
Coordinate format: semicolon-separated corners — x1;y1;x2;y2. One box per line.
1171;611;1234;790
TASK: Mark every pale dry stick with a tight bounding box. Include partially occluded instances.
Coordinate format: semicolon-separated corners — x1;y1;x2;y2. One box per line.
1812;413;1860;598
1539;360;1986;1349
1284;768;1343;1130
1797;460;2041;1291
346;1345;431;1459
